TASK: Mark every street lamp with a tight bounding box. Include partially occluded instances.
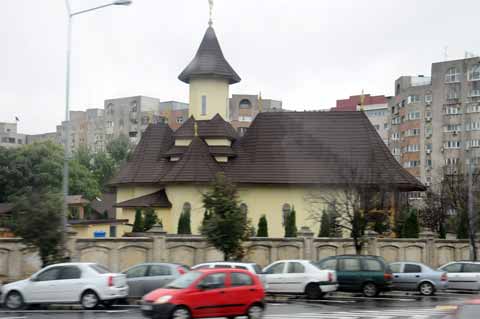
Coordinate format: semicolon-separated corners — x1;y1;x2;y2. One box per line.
62;0;132;242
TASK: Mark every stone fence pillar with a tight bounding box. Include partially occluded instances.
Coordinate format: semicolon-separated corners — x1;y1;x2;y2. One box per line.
419;230;436;266
147;224;168;262
298;226;314;260
364;230;378;256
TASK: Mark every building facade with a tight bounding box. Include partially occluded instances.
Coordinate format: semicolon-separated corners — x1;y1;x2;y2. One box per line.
0;122;26;148
388;57;480;187
229;94;282;135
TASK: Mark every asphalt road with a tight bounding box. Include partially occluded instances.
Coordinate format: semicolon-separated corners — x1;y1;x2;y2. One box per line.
0;291;477;319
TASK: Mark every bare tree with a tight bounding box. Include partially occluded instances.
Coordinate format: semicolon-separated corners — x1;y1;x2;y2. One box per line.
309;152;392;255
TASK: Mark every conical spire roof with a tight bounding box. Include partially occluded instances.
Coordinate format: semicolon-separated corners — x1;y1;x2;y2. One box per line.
178;26;241;84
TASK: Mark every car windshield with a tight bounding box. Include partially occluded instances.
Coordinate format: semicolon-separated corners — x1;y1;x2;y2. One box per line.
89;264;111;274
252;264;263;274
165;271;202;289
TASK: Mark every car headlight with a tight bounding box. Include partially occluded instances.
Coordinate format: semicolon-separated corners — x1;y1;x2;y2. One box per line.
154;295;172;304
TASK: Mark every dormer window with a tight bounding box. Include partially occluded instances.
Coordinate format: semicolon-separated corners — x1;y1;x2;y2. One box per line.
201;95;207;116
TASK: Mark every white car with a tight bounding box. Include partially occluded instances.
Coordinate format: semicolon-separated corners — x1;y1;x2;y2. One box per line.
438;261;480;291
263;259;338;299
0;262;128;310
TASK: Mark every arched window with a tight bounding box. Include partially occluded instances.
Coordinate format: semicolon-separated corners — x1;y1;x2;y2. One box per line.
282;204;291;226
445;67;460;83
469;65;480;81
447;86;458;100
239;99;252;109
240;203;248;217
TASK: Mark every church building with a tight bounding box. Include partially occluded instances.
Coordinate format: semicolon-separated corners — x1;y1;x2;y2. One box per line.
110;22;424;237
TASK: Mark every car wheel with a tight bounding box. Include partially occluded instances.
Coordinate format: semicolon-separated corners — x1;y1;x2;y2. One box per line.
419;282;435;296
5;291;25;310
81;290;99;310
247;304;264;319
170;306;191;319
362;282;379;297
305;283;322;299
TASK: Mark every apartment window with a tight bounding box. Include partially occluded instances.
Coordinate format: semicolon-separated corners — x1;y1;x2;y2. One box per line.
404;144;420;152
407;111;421;120
131;103;138;113
466;140;480;148
445;124;461;132
445;106;460;115
444;140;461;149
405;128;420;137
426;159;433;168
466;121;480;131
106;121;114;128
471;82;480;97
445;158;459;166
239;99;252;109
129;131;137;138
176;117;184;124
425;126;433;137
201;95;207;116
445;67;460;83
403;160;420;168
239;115;253;122
106;103;114;115
468;65;480;81
384;123;388;129
447;87;459;100
17;139;23;144
392;148;400;156
391;132;400;141
425;95;433;103
391;117;401;125
407;95;421;104
467;104;480;113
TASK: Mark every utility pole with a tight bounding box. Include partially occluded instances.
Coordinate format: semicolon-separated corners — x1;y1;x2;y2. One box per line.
467;147;478;260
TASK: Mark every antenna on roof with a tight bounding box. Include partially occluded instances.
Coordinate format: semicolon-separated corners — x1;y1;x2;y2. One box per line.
359;89;365;111
208;0;214;27
258;91;263;113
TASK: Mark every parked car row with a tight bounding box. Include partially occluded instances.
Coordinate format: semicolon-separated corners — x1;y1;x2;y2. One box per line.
1;258;479;313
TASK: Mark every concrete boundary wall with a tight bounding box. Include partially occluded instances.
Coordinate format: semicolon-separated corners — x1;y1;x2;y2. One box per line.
0;228;477;282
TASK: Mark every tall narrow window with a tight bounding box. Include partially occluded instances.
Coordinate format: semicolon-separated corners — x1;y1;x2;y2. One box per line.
201;95;207;116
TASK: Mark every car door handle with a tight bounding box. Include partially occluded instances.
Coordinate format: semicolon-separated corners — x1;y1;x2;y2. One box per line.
394;275;399;278
415;275;420;278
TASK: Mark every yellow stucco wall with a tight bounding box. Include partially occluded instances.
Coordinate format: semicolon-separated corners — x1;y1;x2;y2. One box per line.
72;224;114;238
189;78;229;120
175;139;192;146
115;184;337;237
205;139;231;146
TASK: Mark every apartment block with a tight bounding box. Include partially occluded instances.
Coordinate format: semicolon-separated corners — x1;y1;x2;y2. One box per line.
334;94;390;145
159;101;189;131
0;122;27;148
388;76;432;184
388;57;480;187
229;94;283;135
26;132;59;144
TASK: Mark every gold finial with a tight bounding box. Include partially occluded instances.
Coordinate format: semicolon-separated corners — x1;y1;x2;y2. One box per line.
360;89;365;111
194;120;199;137
208;0;214;27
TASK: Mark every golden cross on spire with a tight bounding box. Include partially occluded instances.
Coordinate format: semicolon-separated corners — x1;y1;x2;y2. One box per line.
208;0;214;26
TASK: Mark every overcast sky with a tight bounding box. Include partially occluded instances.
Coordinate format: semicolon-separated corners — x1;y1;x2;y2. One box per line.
2;0;479;134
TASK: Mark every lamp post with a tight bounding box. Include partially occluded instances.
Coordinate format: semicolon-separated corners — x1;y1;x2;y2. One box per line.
62;0;132;240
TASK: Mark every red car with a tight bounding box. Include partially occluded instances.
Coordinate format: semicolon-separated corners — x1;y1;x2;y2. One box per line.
141;268;265;319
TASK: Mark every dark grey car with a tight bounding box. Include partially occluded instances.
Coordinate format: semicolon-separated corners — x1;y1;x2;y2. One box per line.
122;263;189;298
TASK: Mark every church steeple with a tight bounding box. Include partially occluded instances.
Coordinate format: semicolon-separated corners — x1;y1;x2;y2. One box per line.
178;1;240;120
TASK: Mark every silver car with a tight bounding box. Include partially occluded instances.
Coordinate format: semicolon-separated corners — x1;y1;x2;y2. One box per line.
390;262;447;295
438;261;480;291
122;263;189;298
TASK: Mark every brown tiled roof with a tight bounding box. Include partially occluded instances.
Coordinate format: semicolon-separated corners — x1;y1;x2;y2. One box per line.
114;190;172;208
110;123;174;185
66;195;89;205
178;26;241;84
68;219;129;226
112;112;424;191
226;112;423;190
160;137;222;183
174;114;238;140
90;192;117;219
